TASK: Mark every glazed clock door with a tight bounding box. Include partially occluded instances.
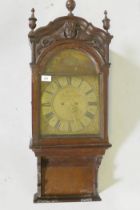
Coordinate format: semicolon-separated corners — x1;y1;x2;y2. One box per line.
40;49;101;137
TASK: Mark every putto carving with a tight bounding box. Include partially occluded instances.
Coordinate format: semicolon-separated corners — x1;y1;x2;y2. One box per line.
64;21;78;38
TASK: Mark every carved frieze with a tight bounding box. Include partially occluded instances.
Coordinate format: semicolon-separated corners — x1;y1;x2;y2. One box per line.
28;3;113;65
29;16;112;64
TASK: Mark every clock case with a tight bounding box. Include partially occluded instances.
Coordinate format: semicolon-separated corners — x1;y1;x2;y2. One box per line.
28;1;113;203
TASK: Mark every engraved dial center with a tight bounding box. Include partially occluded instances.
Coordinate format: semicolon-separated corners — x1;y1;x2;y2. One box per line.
53;86;87;121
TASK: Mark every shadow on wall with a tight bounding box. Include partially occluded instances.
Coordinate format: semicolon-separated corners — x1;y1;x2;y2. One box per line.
99;51;140;192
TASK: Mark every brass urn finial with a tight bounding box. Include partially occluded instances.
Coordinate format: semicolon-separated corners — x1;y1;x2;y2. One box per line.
29;8;37;31
102;10;110;32
66;0;76;16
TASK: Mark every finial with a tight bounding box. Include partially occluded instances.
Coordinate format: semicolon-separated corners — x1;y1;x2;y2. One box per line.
66;0;76;16
102;10;110;32
29;8;37;31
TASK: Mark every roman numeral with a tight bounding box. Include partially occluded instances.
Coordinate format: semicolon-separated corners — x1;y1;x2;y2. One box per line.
45;90;53;95
68;122;72;132
45;112;54;120
78;80;83;88
85;111;94;119
55;120;61;129
88;102;97;106
67;77;71;86
54;79;62;88
85;89;94;95
42;102;51;107
79;121;85;129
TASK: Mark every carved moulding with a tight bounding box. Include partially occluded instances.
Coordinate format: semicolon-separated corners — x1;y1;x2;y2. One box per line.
29;16;113;65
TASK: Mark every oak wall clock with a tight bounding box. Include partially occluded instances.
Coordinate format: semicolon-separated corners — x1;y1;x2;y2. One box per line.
28;0;113;203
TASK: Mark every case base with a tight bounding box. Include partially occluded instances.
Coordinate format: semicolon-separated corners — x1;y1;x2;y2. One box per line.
34;193;101;203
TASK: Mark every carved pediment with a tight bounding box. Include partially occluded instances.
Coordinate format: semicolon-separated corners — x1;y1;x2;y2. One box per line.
28;3;113;65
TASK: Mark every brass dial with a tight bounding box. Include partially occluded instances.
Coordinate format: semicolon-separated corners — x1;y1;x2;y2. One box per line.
40;76;100;136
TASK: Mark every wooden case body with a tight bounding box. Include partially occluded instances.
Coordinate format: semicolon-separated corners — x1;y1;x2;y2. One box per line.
29;9;112;203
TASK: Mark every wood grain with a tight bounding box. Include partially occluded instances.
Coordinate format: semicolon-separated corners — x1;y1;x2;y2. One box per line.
28;1;113;203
